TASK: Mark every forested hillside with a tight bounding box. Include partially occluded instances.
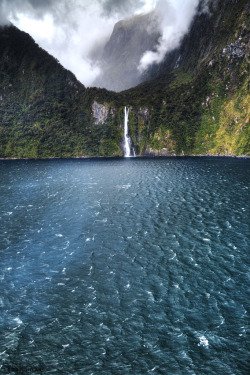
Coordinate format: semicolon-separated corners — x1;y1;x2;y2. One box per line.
0;0;249;158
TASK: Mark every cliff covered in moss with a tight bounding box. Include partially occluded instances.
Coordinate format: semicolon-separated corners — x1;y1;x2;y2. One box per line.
116;0;250;157
0;0;249;158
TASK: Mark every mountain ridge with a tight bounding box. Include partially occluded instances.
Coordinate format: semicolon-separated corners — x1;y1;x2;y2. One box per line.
0;0;249;158
92;11;161;92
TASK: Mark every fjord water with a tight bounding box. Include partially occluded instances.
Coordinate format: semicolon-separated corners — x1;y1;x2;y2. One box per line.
0;157;249;375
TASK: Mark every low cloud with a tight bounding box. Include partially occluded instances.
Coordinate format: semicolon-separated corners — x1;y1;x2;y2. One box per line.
0;0;201;87
0;0;149;86
138;0;199;72
101;0;146;16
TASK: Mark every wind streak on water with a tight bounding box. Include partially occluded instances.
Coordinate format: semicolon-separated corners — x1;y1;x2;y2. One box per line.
0;157;249;374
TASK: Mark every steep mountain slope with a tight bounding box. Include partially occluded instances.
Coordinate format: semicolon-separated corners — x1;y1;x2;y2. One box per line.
119;0;250;156
0;25;121;157
92;12;161;92
0;0;249;158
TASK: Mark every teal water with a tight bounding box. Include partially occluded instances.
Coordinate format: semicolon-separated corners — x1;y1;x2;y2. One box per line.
0;157;249;374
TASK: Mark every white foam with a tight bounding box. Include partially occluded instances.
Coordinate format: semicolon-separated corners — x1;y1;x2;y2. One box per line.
146;291;155;301
13;317;23;325
169;252;176;260
122;184;131;189
198;335;209;348
63;241;70;250
88;266;93;276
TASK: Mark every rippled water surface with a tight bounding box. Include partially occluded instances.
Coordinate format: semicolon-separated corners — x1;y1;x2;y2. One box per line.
0;157;249;374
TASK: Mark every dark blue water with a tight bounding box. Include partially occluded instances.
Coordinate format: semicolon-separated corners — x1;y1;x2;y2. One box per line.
0;157;249;375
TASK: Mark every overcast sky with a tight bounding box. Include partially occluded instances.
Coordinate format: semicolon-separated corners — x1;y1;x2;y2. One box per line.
0;0;199;87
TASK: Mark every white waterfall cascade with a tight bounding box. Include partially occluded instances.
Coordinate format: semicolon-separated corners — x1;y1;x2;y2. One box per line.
124;106;135;157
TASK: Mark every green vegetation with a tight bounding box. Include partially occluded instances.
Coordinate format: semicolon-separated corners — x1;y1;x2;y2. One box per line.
169;69;193;88
0;0;249;158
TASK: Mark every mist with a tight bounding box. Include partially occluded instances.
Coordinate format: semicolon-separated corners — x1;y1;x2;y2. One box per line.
0;0;201;88
138;0;199;72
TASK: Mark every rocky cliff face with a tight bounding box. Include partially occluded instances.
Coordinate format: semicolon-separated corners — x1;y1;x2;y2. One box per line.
92;101;109;124
92;12;161;92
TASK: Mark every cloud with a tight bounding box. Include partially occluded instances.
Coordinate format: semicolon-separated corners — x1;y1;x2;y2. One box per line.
0;0;148;25
0;0;201;87
101;0;145;16
0;0;152;86
138;0;199;72
0;0;56;23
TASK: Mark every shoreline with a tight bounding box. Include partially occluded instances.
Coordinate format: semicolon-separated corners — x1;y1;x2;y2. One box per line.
0;154;249;161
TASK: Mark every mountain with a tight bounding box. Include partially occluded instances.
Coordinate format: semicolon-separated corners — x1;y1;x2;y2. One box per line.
0;0;249;158
0;25;120;157
122;0;250;156
92;12;161;92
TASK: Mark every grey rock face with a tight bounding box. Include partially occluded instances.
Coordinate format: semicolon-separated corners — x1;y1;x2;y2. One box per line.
222;38;249;59
92;101;109;124
92;12;161;92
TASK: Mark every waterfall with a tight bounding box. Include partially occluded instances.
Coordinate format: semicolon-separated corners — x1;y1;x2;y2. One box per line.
124;106;135;157
124;106;131;157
